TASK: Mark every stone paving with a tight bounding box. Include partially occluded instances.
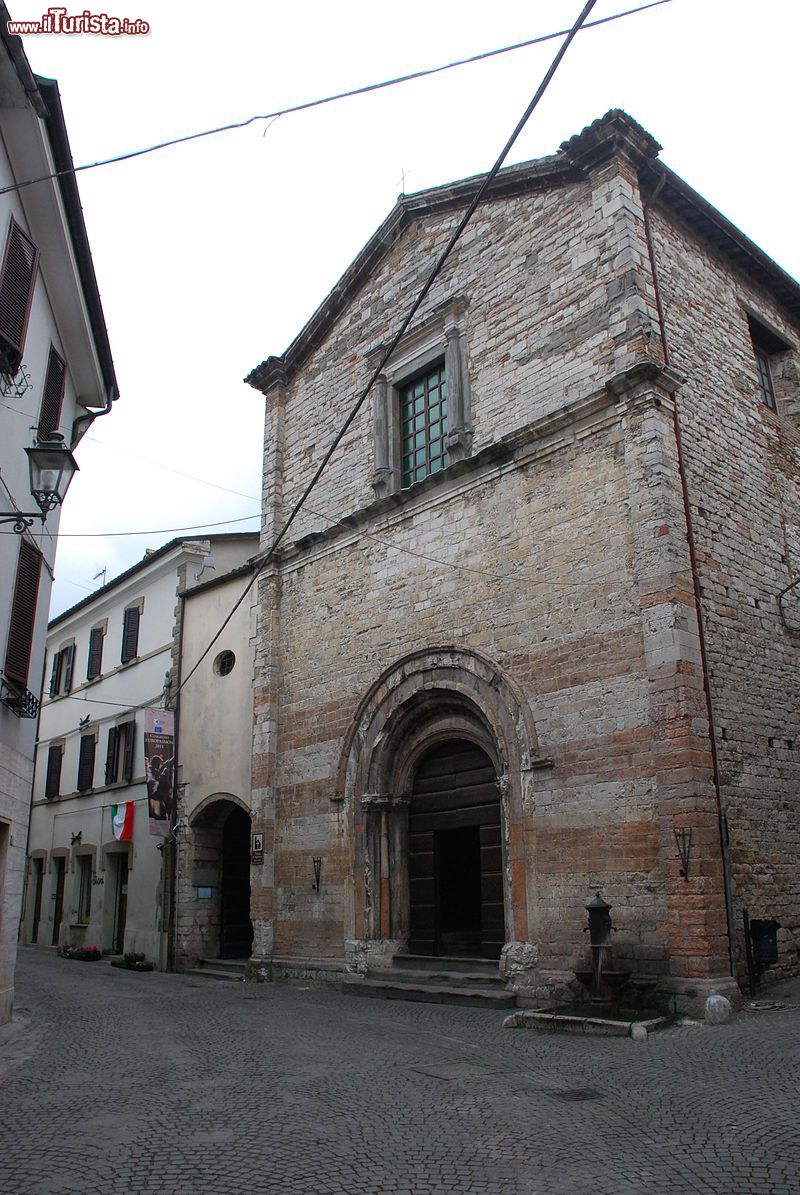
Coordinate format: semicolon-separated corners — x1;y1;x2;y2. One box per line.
2;948;799;1195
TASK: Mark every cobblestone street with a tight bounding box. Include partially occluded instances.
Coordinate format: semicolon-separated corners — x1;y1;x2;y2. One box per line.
1;948;799;1195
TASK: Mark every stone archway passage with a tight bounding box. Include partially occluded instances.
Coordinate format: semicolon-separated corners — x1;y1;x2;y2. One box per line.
409;740;503;960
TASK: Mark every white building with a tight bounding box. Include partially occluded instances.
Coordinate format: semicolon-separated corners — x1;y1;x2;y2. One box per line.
0;11;117;1023
23;535;258;969
175;560;258;970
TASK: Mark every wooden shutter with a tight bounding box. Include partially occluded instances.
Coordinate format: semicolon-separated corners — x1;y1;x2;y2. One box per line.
77;735;96;792
122;721;136;783
87;627;104;679
0;219;38;375
4;540;42;686
45;744;63;799
37;347;66;440
121;607;140;663
62;643;75;693
104;726;119;785
49;649;63;698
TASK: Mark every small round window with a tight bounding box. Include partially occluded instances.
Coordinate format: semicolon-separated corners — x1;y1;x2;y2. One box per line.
214;650;236;676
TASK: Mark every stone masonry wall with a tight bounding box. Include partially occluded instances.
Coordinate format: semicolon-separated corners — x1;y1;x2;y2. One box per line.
649;200;800;983
274;154;657;549
249;126;747;999
271;414;664;967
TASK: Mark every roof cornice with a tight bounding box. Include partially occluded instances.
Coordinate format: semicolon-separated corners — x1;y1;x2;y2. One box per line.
640;160;800;322
48;533;258;628
246;109;800;395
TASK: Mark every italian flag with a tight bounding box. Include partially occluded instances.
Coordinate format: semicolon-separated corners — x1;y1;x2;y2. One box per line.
111;801;134;841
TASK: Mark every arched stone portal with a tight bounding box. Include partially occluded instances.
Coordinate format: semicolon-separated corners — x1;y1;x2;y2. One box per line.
182;795;253;965
338;647;544;973
409;739;503;958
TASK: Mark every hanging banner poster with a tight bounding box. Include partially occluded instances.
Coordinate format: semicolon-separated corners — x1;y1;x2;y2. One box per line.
144;708;175;838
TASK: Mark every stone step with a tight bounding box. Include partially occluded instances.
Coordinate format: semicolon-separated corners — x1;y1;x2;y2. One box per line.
369;967;506;990
184;966;245;983
199;957;248;973
341;974;516;1010
185;958;248;983
391;953;500;977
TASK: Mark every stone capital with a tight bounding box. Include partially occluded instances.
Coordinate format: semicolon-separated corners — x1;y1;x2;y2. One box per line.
361;793;410;811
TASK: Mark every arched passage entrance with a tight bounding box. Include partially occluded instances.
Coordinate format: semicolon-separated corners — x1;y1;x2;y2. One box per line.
409;739;503;959
186;796;253;962
338;647;543;967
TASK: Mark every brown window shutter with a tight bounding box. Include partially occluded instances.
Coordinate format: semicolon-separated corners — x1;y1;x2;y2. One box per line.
77;735;96;792
45;744;63;799
104;726;119;785
37;347;66;440
122;721;136;783
49;649;63;697
0;219;39;375
4;540;42;686
87;627;104;679
121;607;140;663
62;643;75;693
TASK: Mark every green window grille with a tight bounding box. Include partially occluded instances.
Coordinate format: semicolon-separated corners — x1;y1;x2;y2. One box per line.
400;362;448;488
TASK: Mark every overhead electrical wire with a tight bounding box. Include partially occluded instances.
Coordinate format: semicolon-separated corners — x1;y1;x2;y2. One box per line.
0;0;670;197
175;0;601;698
0;512;260;537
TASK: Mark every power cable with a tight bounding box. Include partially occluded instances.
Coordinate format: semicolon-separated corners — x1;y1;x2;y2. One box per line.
300;501;521;586
0;1;670;198
176;0;600;697
85;434;260;502
0;512;260;537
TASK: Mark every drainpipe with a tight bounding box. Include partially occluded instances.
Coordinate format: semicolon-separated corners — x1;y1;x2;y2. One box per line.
641;176;737;979
70;386;117;449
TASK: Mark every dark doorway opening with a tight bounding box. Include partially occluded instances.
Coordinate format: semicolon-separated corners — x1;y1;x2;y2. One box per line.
112;855;128;954
30;858;44;944
409;739;504;959
437;825;482;954
220;806;253;959
52;856;65;947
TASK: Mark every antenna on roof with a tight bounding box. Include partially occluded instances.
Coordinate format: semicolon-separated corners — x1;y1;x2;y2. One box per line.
92;567;107;587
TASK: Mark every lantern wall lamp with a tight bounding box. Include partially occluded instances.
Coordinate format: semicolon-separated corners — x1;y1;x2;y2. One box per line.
0;436;79;532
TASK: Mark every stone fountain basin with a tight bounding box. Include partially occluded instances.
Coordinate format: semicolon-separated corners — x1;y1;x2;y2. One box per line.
504;1007;671;1038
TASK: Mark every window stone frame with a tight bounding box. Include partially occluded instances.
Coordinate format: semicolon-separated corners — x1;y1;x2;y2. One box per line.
368;298;472;498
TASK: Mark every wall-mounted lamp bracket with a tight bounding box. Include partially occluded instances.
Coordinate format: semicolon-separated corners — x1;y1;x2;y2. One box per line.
674;828;693;879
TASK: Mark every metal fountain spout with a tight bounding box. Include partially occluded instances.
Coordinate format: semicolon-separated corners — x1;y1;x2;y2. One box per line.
586;892;614;1003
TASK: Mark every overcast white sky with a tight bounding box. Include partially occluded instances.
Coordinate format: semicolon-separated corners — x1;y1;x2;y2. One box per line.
9;0;798;616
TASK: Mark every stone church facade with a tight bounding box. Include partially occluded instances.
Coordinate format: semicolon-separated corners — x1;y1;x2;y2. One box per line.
245;111;799;1011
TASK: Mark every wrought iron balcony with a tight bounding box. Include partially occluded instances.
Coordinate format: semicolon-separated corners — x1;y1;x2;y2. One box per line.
0;673;40;719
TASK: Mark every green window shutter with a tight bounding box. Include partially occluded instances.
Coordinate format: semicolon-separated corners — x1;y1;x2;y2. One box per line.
49;650;62;698
4;540;42;686
77;735;96;792
87;627;104;679
45;744;63;799
104;726;119;785
121;607;140;663
122;721;136;783
0;219;39;375
37;346;67;440
62;643;75;693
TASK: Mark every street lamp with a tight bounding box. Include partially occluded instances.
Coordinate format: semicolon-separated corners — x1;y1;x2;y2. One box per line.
1;437;79;532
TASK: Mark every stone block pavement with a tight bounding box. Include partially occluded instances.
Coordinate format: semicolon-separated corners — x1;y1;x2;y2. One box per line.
1;948;799;1195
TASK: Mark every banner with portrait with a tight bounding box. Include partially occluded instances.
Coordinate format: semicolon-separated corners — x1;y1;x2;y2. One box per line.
144;708;175;838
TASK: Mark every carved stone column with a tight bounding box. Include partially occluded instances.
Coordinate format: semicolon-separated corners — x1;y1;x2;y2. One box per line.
371;375;393;497
389;796;410;941
444;321;472;462
360;794;410;943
